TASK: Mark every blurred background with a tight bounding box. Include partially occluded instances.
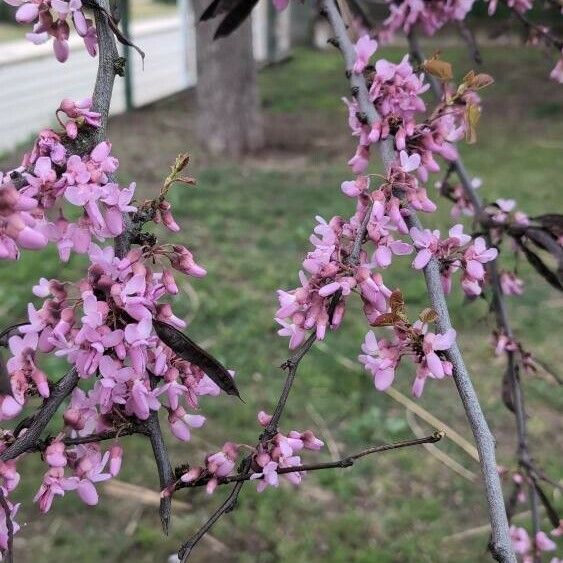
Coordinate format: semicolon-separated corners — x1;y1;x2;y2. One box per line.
0;1;562;561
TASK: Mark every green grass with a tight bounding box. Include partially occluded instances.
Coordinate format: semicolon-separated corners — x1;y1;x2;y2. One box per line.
0;46;562;562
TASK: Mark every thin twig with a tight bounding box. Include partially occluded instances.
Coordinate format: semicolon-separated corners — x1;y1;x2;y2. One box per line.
507;2;563;51
0;488;13;563
178;293;343;558
263;332;317;439
456;21;483;64
321;4;514;560
178;458;251;562
146;400;175;535
177;433;443;561
176;432;444;490
348;200;373;266
0;368;80;462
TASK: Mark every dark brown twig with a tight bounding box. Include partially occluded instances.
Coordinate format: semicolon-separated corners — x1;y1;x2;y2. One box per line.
0;488;13;563
457;20;483;64
176;432;445;490
507;2;563;51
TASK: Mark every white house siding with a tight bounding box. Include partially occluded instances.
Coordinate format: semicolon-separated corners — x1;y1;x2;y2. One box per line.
0;1;280;154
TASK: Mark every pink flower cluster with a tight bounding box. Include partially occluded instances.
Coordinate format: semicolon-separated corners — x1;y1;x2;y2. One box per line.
57;97;102;139
0;98;139;264
4;0;97;62
3;239;212;426
0;172;48;260
510;526;557;563
177;412;324;495
359;323;456;397
378;0;476;41
250;411;324;492
410;224;498;295
34;442;121;512
277;47;495;402
0;97;220;521
275;214;399;349
491;330;537;374
346;41;479;183
435;176;482;218
179;441;239;494
377;0;562;85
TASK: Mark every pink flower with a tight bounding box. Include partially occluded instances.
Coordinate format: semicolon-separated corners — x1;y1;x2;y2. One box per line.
353;35;378;74
251;460;279;492
422;328;456;379
399;150;421;173
510;526;532;554
257;410;272;427
463;237;498;280
550;53;563;84
535;531;556;552
500;271;524;296
410;227;440;269
272;0;289;10
358;331;397;391
168;407;206;441
108;445;123;476
45;441;67;468
34;467;67;513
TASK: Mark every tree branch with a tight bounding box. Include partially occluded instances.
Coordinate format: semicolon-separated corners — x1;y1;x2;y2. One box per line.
178;462;249;562
0;368;80;462
177;433;443;561
146;401;175;535
507;2;563;51
3;0;174;543
321;3;515;561
178;292;343;558
408;30;545;550
176;432;445;489
0;487;13;563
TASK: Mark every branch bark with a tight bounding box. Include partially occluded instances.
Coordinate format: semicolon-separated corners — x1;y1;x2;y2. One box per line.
321;3;515;560
0;488;14;563
408;30;543;551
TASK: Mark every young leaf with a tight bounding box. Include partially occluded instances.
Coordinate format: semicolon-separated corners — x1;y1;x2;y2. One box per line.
389;290;405;314
463;71;494;90
464;103;481;144
419;308;438;324
153;319;241;398
422;57;453;81
371;313;399;327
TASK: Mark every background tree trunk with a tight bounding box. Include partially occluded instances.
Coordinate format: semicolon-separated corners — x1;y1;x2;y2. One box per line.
192;0;264;157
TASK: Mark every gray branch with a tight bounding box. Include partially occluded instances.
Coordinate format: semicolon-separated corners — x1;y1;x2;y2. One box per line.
321;3;514;560
407;29;542;551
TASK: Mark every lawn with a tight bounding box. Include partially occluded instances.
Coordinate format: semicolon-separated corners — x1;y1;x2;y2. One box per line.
0;44;562;562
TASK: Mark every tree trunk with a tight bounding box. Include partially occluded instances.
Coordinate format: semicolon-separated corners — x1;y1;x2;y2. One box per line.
192;0;264;157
